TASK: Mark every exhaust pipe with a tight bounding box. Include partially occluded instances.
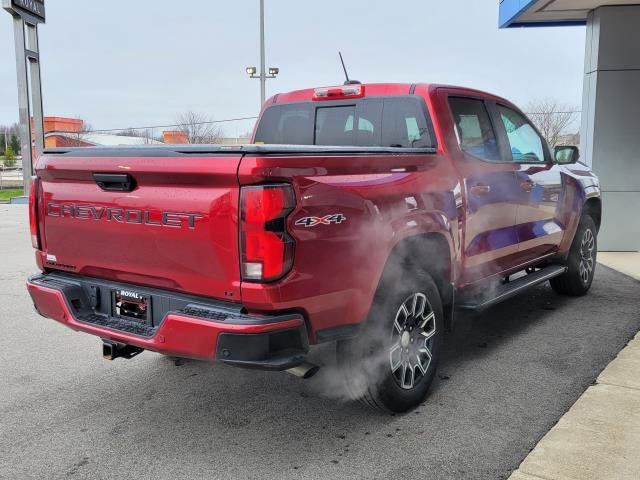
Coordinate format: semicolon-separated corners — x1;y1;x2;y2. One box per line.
102;340;144;360
286;362;320;379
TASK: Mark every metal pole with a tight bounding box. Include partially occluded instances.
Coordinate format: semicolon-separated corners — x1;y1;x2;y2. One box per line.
12;16;32;195
26;22;44;160
259;0;266;107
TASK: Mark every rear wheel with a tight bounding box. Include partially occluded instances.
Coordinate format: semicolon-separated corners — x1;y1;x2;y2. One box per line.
337;268;444;412
550;214;597;296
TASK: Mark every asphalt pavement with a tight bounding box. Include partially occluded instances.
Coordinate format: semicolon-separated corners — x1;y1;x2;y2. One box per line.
1;204;639;480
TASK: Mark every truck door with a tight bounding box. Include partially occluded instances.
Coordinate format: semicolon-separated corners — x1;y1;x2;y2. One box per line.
493;104;564;261
447;96;523;283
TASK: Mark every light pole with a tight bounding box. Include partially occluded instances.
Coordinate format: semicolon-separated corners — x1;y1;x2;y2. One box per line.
246;0;278;109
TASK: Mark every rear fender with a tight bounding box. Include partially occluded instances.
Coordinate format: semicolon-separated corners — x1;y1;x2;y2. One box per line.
375;216;457;332
386;211;456;285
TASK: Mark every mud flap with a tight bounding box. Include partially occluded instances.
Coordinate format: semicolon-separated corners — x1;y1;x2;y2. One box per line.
442;282;456;333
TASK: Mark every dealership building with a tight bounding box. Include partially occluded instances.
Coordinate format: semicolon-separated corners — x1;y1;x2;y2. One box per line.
500;1;640;250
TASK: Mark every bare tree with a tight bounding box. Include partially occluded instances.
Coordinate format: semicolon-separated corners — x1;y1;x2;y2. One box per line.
525;99;579;148
80;120;94;133
175;111;223;144
115;128;145;138
68;118;94;147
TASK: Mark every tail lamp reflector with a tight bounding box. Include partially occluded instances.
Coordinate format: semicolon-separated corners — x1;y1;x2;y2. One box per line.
240;184;295;282
29;176;41;249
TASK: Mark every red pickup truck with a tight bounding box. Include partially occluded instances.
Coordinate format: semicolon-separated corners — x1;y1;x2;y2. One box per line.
27;83;601;412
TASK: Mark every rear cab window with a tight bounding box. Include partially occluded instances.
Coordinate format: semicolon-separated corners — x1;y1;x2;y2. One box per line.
254;95;436;148
253;104;314;145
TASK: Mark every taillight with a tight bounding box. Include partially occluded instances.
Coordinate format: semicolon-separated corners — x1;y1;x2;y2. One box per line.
313;84;365;101
240;184;295;282
29;176;41;249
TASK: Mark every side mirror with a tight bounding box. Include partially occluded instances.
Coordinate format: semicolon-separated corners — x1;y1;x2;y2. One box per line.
554;145;579;165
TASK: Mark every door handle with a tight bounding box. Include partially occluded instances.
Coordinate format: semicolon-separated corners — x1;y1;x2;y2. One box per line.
93;173;135;192
520;180;534;192
470;185;491;195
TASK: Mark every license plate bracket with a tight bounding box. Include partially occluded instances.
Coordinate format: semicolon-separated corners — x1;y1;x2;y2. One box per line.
112;289;152;325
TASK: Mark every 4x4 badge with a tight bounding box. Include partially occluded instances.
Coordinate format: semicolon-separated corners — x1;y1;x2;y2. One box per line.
295;214;347;228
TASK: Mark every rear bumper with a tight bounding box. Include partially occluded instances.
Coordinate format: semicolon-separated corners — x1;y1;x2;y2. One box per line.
26;273;308;370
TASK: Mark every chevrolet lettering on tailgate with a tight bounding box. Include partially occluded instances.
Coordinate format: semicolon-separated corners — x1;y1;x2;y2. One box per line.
46;203;204;229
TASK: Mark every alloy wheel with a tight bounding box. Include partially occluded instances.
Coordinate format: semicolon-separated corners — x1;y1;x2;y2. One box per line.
579;228;595;284
389;293;436;390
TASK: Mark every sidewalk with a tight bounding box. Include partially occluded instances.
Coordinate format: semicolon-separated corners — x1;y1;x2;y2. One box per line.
509;252;640;480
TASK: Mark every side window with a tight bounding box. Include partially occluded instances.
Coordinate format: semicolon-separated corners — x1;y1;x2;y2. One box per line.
497;105;545;163
448;97;501;162
382;97;433;148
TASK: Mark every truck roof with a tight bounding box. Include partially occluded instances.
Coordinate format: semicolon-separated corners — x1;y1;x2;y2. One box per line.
270;82;511;105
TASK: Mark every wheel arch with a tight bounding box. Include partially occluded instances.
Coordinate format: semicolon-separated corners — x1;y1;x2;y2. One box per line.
377;232;455;330
385;232;452;284
583;197;602;232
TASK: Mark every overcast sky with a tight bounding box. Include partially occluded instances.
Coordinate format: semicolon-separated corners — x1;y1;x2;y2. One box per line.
0;0;586;135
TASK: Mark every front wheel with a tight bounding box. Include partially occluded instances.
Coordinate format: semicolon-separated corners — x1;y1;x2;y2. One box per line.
550;214;597;296
336;268;444;412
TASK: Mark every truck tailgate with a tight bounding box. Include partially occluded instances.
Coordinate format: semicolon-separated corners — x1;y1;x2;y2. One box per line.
36;153;242;301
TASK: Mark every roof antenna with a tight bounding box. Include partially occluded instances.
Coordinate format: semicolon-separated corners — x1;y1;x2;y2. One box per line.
339;52;360;85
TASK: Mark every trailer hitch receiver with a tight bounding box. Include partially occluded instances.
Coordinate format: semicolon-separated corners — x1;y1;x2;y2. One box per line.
102;340;144;360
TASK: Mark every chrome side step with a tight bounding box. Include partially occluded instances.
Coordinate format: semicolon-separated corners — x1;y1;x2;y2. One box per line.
457;265;567;311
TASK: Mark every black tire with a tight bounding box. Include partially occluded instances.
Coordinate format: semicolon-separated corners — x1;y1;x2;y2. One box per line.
336;266;444;413
550;214;597;296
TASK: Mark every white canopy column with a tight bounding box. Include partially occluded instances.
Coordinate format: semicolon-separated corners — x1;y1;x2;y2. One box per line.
581;5;640;250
